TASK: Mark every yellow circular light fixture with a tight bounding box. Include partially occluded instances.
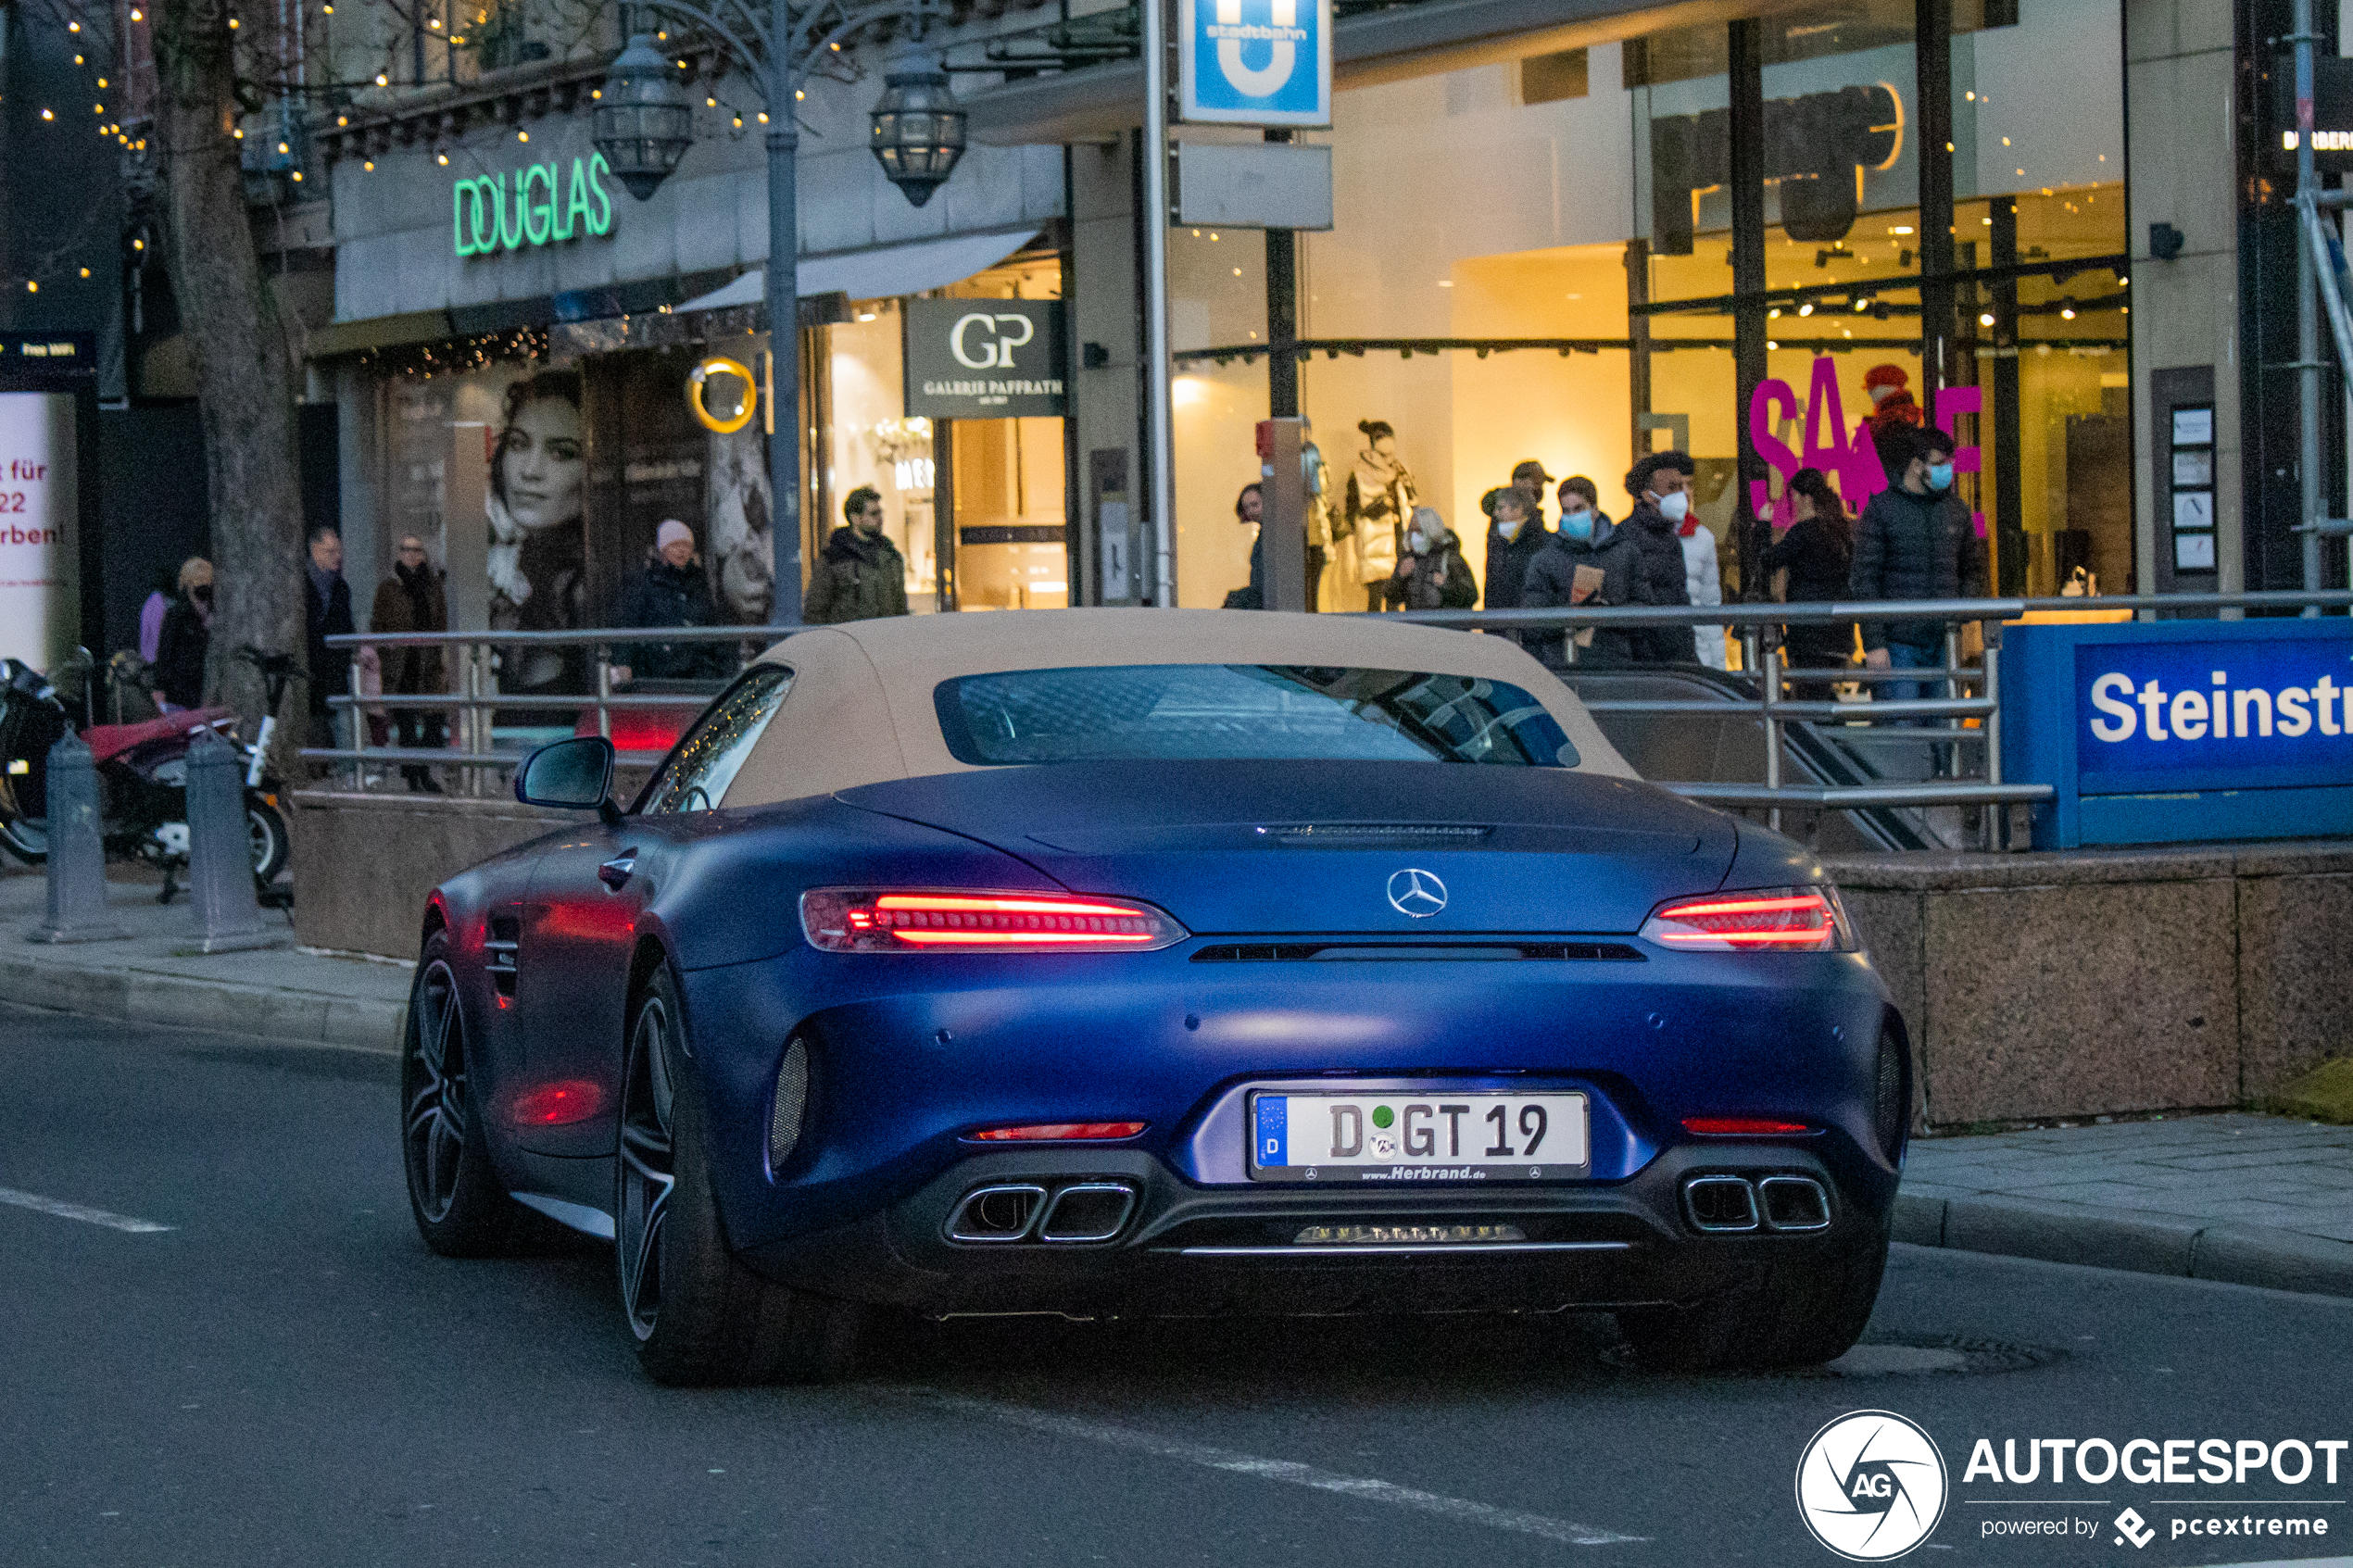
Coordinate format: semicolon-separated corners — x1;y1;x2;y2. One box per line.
687;356;757;433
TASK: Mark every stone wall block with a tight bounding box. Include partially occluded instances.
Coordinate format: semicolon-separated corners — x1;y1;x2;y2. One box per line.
1919;878;2239;1124
2236;871;2353;1097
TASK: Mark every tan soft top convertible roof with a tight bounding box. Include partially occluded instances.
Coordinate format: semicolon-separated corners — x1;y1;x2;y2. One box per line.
720;608;1633;808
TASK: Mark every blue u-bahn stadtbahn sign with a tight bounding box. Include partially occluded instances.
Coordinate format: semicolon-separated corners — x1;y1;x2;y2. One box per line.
1178;0;1333;127
2003;619;2353;847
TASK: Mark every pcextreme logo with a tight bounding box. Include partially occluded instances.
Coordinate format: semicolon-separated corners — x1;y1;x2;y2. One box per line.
1796;1411;1951;1561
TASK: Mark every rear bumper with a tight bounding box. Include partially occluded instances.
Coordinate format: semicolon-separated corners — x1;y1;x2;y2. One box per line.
740;1136;1894;1318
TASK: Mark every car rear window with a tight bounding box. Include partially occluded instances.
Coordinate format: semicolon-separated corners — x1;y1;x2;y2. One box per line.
933;664;1578;768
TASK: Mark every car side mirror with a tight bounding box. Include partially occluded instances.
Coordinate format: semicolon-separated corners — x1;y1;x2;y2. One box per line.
516;736;622;826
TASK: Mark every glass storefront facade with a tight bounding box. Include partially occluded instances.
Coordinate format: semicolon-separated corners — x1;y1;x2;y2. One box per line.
1168;0;2130;611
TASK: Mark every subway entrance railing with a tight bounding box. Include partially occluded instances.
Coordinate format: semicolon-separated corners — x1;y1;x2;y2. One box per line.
311;591;2353;851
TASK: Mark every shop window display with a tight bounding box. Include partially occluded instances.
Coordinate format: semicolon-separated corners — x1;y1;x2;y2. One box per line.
1167;0;2126;609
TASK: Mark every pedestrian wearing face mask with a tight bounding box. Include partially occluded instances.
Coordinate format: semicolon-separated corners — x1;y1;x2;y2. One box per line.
1678;506;1727;671
1621;452;1701;664
155;557;214;710
1381;507;1476;612
1481;486;1552;613
1850;427;1984;756
1522;477;1641;665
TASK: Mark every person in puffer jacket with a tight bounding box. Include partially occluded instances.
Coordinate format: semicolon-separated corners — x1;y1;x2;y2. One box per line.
1850;427;1985;759
1380;507;1477;611
1521;479;1642;666
1620;452;1700;664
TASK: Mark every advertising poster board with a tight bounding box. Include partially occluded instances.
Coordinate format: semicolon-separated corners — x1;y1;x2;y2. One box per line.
0;392;79;672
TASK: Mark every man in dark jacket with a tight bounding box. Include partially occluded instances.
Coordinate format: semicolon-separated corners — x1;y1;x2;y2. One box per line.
1480;487;1552;612
304;525;354;753
1522;481;1642;665
614;520;731;682
1620;452;1699;664
1850;428;1984;762
804;486;911;624
368;534;449;793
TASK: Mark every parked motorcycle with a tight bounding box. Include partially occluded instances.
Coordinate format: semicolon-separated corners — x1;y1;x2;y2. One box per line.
0;647;294;900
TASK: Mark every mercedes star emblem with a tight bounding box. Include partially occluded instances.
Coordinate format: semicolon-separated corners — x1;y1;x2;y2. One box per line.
1386;868;1448;918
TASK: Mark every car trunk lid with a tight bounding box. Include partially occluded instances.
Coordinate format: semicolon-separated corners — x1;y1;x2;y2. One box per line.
836;761;1736;935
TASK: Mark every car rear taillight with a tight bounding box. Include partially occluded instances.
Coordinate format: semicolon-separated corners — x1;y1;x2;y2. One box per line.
799;889;1187;954
1639;885;1855;952
966;1122;1147;1142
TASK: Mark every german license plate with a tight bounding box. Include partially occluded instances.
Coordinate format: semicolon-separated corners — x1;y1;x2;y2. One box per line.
1249;1092;1589;1183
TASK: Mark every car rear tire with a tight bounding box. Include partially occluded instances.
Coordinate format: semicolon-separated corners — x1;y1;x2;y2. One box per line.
1617;1226;1889;1372
616;968;863;1386
402;932;536;1256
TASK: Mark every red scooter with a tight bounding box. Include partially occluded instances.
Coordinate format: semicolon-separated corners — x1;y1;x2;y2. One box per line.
0;646;293;900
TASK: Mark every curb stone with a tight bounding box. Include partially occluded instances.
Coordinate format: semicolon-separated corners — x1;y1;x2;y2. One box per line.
0;951;404;1054
1894;1191;2353;1302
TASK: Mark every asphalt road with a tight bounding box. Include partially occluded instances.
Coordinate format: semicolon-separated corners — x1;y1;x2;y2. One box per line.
4;1002;2348;1568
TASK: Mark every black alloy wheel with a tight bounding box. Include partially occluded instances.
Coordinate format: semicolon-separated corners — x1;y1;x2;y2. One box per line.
616;986;678;1344
616;966;864;1386
401;931;532;1254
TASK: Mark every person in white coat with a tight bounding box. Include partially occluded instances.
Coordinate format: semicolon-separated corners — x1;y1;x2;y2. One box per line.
1679;513;1726;670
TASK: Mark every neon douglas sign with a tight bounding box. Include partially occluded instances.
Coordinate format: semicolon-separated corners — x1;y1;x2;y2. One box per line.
453;154;616;257
1748;355;1984;537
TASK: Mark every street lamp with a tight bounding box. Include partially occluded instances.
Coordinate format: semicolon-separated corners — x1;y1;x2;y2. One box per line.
589;0;963;630
591;34;697;200
868;46;964;207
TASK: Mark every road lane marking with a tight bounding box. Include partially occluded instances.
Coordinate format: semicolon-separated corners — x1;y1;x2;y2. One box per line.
897;1389;1644;1546
0;1185;173;1233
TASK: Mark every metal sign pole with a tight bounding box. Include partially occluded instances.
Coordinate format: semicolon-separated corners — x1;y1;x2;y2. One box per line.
1140;0;1177;608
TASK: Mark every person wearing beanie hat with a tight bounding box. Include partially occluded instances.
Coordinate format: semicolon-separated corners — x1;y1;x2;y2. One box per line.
1863;363;1924;481
612;518;729;683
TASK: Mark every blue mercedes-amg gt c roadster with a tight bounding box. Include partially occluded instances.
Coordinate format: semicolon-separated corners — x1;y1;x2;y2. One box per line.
401;609;1908;1385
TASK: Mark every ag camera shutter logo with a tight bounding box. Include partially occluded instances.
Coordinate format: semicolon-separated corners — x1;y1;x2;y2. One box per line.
1796;1411;1949;1561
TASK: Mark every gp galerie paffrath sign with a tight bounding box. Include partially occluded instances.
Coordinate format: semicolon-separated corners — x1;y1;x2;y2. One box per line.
903;299;1067;420
1178;0;1333;127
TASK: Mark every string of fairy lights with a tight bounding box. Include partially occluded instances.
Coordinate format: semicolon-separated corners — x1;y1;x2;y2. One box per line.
7;2;782;296
355;325;548;378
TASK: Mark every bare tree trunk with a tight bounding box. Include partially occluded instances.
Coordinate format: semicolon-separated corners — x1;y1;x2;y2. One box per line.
152;0;307;774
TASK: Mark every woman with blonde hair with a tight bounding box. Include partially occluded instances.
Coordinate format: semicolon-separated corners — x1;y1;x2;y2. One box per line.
154;557;214;710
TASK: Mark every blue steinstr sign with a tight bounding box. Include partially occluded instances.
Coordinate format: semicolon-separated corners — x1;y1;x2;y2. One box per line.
2004;619;2353;847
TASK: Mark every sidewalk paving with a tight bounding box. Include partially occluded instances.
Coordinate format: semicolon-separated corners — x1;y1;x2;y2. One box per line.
0;862;408;1051
5;859;2351;1300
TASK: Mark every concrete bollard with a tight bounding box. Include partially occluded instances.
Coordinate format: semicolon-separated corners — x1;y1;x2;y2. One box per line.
29;733;125;944
184;729;276;954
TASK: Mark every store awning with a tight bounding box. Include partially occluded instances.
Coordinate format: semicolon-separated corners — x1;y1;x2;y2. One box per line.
675;227;1044;313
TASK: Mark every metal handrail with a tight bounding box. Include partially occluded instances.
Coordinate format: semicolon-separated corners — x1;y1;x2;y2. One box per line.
300;593;2353;843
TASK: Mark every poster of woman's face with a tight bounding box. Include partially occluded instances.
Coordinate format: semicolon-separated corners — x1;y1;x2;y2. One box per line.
494;378;585;534
487;370;589;693
705;426;774;624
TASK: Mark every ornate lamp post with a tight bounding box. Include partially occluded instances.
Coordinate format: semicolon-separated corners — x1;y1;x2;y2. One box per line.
593;0;965;627
591;34;698;200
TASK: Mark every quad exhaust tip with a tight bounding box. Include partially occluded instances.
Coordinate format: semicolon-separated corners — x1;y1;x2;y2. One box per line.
947;1180;1139;1245
1682;1174;1831;1233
